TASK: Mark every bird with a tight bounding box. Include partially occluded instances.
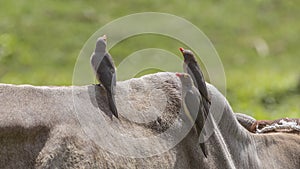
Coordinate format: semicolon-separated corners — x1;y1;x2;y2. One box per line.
176;72;208;158
179;47;210;158
179;47;211;105
90;35;118;118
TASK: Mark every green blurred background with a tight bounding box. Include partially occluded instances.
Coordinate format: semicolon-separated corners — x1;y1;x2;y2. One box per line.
0;1;299;119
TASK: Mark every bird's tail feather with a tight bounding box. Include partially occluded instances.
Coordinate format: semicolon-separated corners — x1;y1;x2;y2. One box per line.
196;107;208;158
107;91;118;118
200;143;208;158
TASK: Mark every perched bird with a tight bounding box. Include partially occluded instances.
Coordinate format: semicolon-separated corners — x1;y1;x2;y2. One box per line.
90;35;118;118
176;73;208;158
179;47;210;105
179;47;210;157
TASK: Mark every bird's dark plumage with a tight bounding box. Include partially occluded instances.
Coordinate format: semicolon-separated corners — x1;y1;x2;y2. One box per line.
179;48;210;105
176;73;208;158
179;48;210;158
90;35;118;118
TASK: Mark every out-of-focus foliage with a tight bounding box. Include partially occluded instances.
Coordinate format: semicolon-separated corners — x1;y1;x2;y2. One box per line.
0;0;299;119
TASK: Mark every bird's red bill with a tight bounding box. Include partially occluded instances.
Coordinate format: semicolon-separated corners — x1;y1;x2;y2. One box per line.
179;47;184;53
175;73;182;77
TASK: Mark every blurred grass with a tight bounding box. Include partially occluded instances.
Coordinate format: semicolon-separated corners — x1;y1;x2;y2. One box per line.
0;0;299;119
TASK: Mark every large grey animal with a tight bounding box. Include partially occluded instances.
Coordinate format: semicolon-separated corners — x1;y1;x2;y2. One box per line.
0;72;299;168
90;35;118;118
179;47;210;157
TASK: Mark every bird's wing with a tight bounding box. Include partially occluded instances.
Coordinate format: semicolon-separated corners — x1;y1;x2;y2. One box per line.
106;52;116;68
187;62;210;103
105;52;116;94
111;72;117;95
186;66;197;86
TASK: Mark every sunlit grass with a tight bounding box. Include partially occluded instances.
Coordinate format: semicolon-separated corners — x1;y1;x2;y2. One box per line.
0;0;299;119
